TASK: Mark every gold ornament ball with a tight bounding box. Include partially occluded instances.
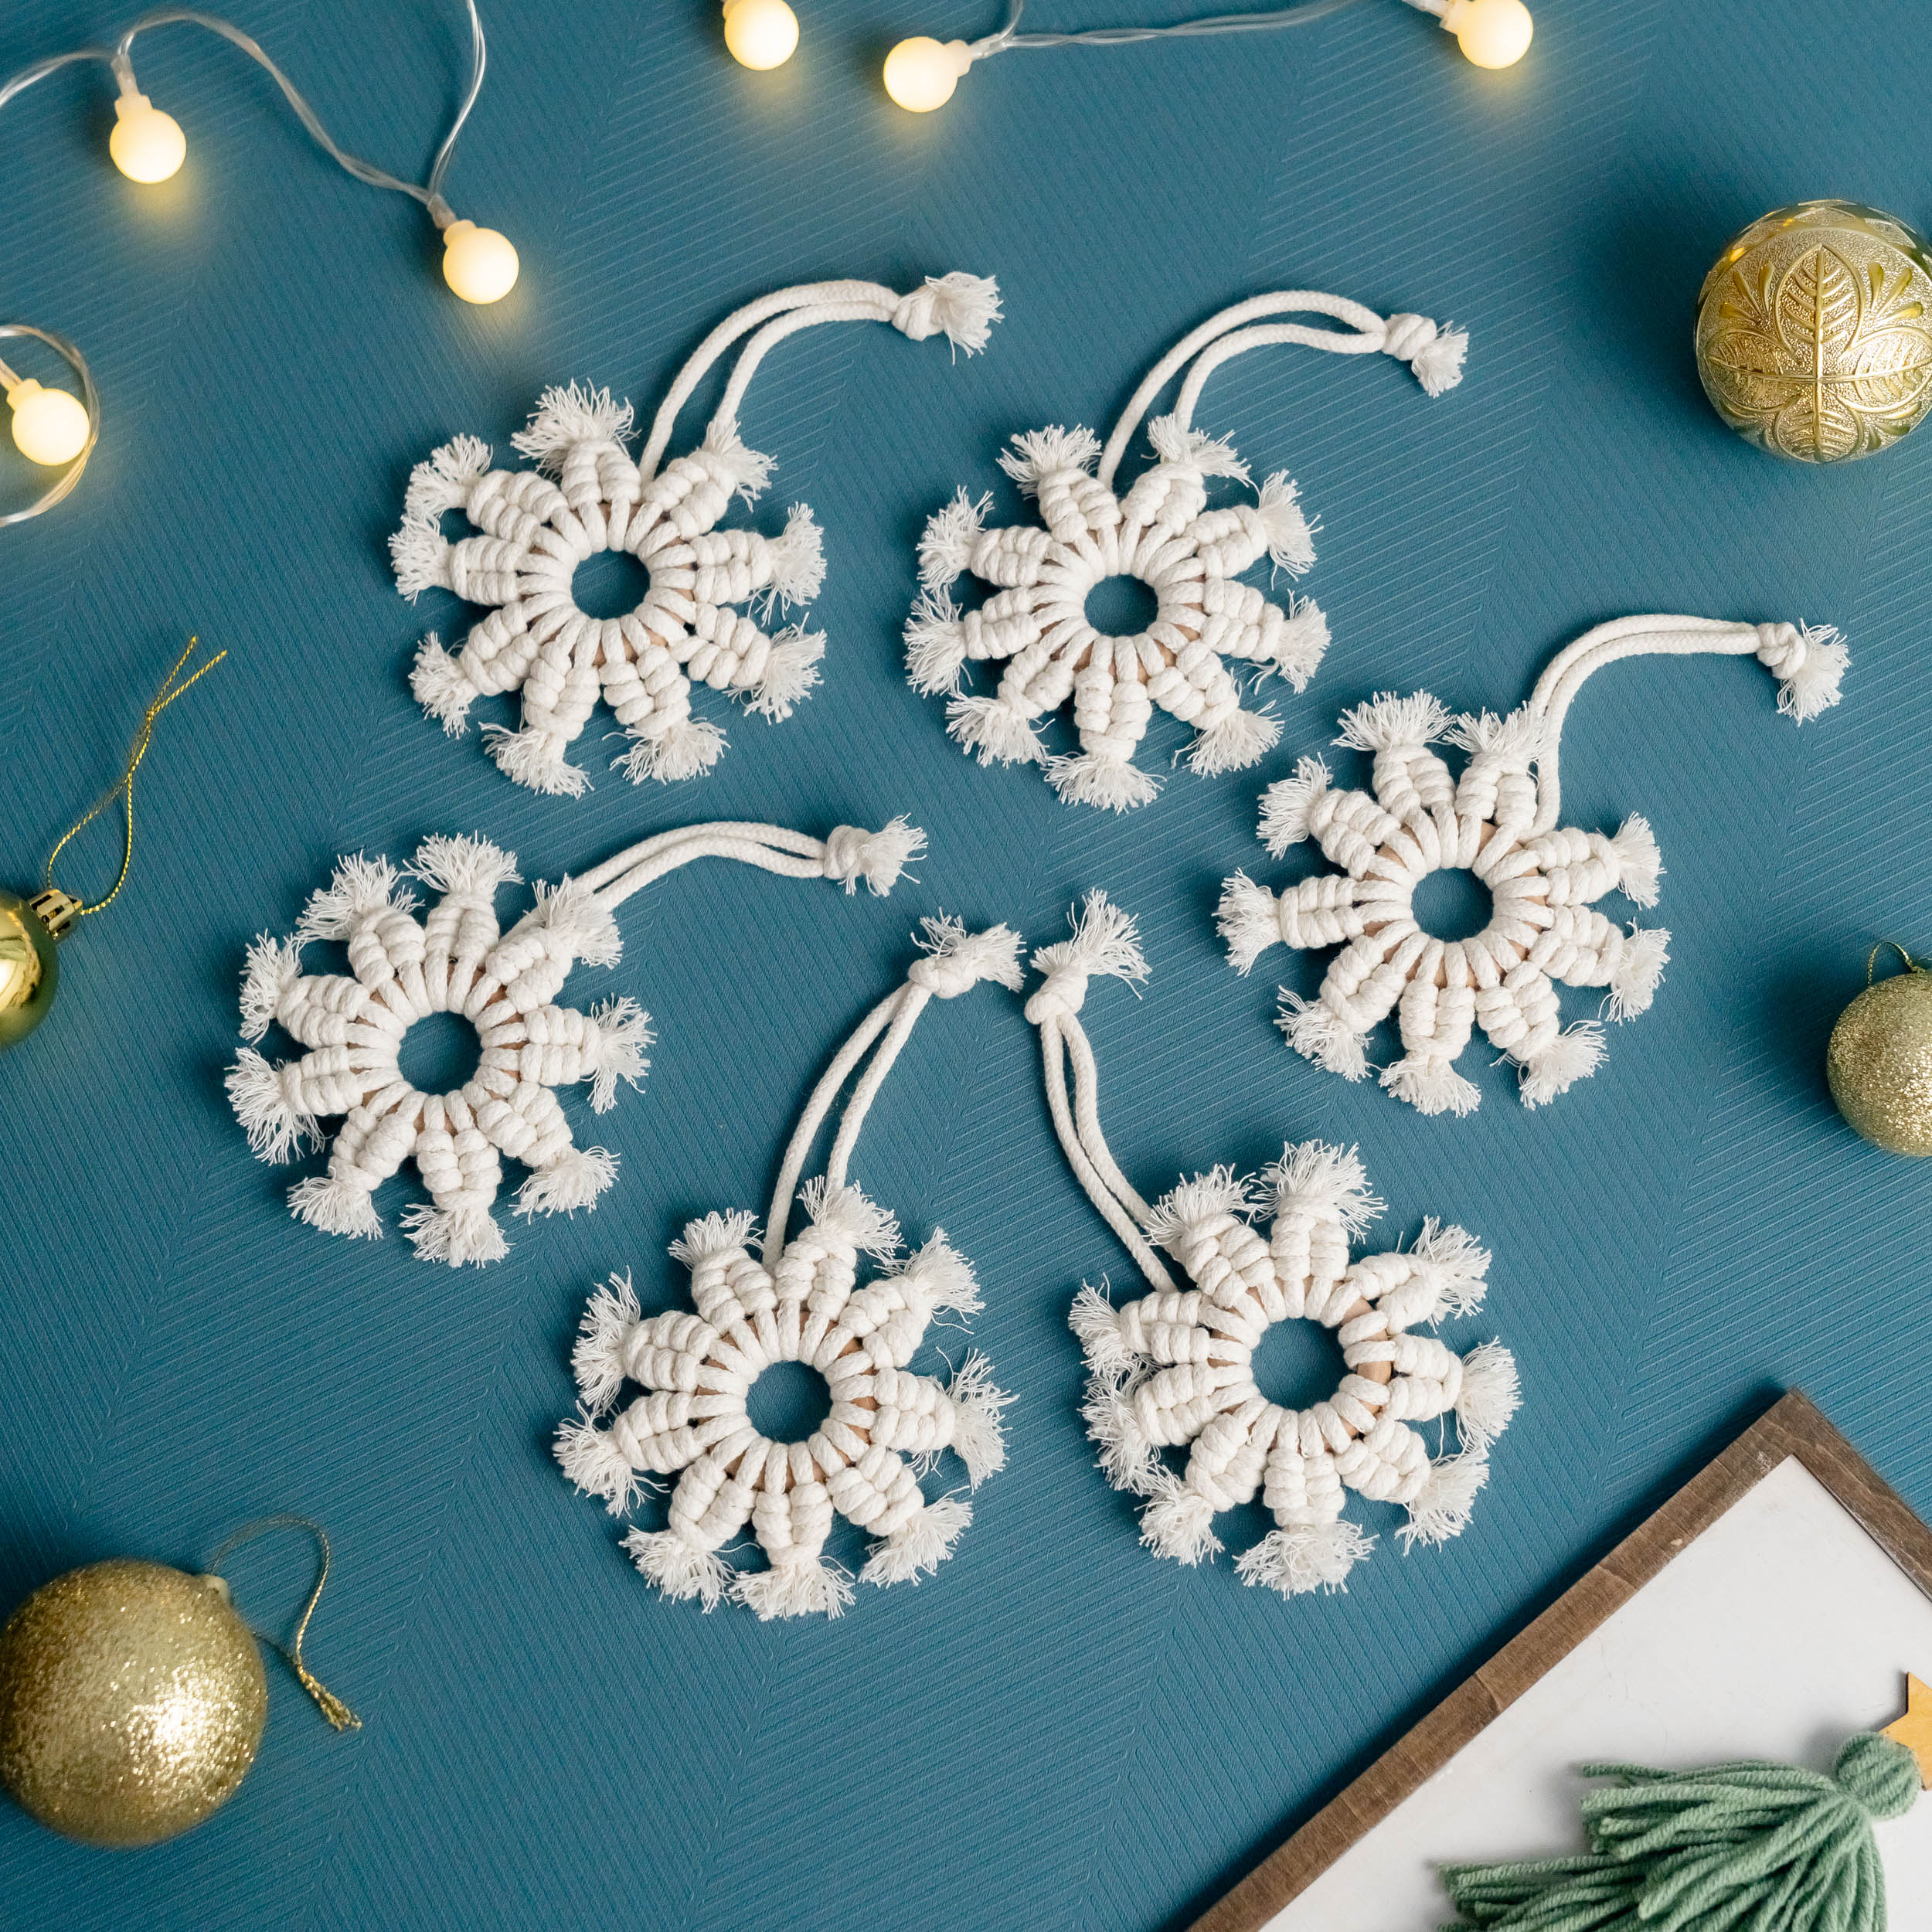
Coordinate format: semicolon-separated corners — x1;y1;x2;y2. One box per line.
0;1560;267;1845
1696;200;1932;464
1827;964;1932;1155
0;888;69;1052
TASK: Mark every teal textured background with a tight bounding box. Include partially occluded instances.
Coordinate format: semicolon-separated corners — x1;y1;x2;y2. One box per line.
3;2;1930;1927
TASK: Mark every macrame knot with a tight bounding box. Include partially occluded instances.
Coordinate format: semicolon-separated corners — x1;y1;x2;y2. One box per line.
1379;311;1468;397
1381;312;1439;362
818;818;927;896
1753;618;1850;722
906;919;1025;999
1022;964;1094;1026
1833;1730;1921;1822
1753;621;1807;678
889;272;1004;355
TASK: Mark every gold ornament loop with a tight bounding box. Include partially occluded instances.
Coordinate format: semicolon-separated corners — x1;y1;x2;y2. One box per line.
45;634;226;919
1866;940;1921;986
205;1515;362;1733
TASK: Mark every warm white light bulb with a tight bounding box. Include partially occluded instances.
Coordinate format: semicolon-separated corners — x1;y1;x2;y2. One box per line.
1442;0;1532;67
108;92;187;183
441;220;520;304
7;380;91;467
883;37;972;112
723;0;800;70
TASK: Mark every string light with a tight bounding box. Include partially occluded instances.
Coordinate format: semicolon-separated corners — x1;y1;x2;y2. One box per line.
0;4;516;301
723;0;801;70
883;0;1529;111
0;326;100;524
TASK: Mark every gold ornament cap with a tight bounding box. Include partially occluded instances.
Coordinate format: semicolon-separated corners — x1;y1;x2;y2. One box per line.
1695;199;1932;464
0;1560;267;1845
1827;947;1932;1154
0;888;66;1050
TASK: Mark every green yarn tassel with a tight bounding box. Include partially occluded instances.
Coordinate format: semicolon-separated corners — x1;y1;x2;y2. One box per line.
1439;1732;1920;1932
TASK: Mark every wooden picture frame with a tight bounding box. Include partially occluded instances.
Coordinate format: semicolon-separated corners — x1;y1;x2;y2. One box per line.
1192;1389;1932;1932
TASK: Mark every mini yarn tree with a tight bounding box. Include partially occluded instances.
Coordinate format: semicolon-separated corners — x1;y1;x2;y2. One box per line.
1023;893;1519;1595
393;274;1002;796
907;290;1467;810
1220;613;1849;1112
227;815;921;1265
557;917;1022;1619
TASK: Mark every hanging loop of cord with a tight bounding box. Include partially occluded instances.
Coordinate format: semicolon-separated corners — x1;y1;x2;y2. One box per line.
760;918;1024;1263
204;1515;361;1731
44;634;226;917
0;325;100;527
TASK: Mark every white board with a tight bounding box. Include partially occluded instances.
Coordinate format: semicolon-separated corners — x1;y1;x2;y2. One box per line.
1266;1454;1932;1929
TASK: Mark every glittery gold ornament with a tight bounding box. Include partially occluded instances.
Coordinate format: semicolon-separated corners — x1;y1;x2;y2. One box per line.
2;636;224;1055
0;1561;265;1845
0;1523;358;1848
1695;200;1932;464
1827;945;1932;1154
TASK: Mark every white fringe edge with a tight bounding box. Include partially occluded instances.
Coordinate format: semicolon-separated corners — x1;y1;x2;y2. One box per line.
947;692;1049;767
571;1270;642;1414
1397;1447;1490;1549
1277;991;1370;1080
821;816;927;896
483;723;592;798
862;1494;972;1586
1261;1141;1385;1236
1045;749;1161;811
400;1200;509;1267
1257;755;1332;855
554;1410;648;1515
740;626;825;722
998;424;1100;495
731;1557;855;1622
1455;1341;1521;1451
287;1172;382;1240
515;1145;617;1218
947;1350;1013;1486
613;716;729;785
226;1049;318;1163
1235;1519;1375;1596
1138;1475;1224;1566
1516;1021;1606;1107
798;1178;901;1260
410;634;479;736
1605;927;1670;1023
1186;707;1281;777
1381;1052;1482;1117
621;1526;731;1608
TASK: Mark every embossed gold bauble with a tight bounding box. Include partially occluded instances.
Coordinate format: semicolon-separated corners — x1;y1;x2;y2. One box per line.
1826;946;1932;1154
0;886;75;1048
0;1561;267;1845
1695;200;1932;464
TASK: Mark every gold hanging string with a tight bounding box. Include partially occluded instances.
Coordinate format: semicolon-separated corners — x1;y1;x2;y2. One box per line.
44;634;227;916
206;1515;362;1732
1867;941;1920;986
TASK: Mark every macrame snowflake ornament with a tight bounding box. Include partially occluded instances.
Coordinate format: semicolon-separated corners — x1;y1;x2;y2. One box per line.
226;816;922;1265
907;291;1467;810
393;273;1002;797
1221;614;1849;1112
559;919;1022;1618
1026;893;1519;1595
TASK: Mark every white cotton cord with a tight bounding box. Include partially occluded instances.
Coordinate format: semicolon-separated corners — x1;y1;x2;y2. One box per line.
1022;891;1175;1292
1097;289;1464;488
1521;614;1850;833
576;816;926;909
637;274;1004;482
0;324;100;527
762;917;1023;1261
0;5;489;230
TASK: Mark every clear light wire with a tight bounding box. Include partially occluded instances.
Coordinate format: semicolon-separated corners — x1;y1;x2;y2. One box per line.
0;325;100;528
971;0;1376;55
0;3;487;227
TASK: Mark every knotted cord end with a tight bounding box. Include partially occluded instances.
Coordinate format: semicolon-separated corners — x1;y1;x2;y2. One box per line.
1025;889;1148;1025
890;271;1004;354
1755;620;1849;722
1380;311;1468;396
